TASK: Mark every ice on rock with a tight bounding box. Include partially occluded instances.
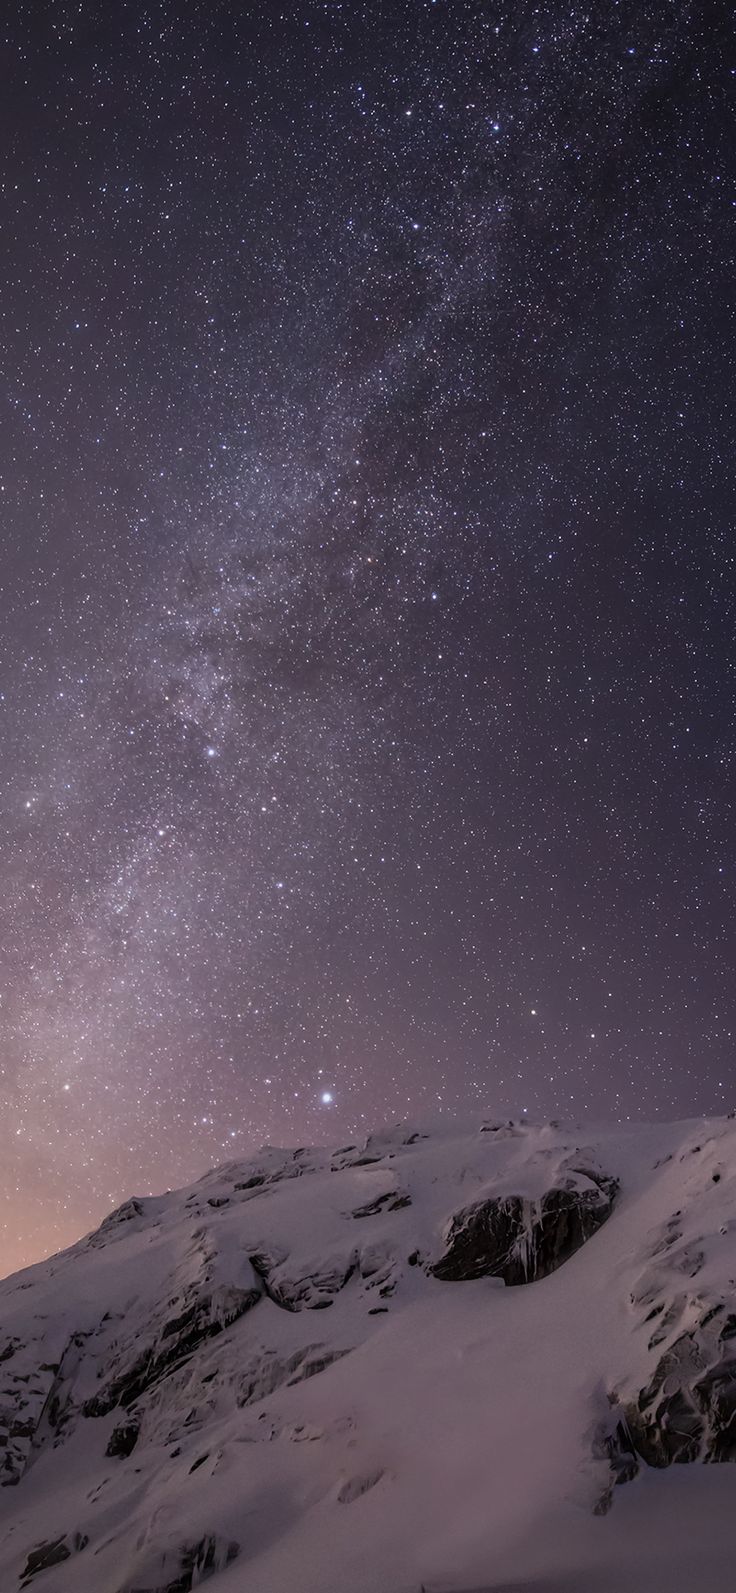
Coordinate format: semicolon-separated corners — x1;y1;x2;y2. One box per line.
431;1160;618;1285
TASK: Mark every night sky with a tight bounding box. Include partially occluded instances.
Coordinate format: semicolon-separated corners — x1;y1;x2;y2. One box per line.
1;1;734;1275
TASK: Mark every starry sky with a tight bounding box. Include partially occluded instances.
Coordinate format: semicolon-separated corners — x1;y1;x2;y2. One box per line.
1;0;734;1275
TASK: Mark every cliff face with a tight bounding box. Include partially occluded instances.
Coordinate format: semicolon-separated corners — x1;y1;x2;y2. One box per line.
2;1116;736;1593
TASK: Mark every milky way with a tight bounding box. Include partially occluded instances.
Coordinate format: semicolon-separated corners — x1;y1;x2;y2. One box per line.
1;2;734;1273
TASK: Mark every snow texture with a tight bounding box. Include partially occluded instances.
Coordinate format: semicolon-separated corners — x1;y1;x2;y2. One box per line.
2;1116;736;1591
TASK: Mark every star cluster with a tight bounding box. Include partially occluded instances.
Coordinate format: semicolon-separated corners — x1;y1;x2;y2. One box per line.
0;1;734;1273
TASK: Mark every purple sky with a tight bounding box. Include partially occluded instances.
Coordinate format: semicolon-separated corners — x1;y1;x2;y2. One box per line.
1;1;734;1274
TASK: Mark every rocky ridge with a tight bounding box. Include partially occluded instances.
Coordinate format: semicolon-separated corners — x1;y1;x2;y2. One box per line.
1;1117;736;1592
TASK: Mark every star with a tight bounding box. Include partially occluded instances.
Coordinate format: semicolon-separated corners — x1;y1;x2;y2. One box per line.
0;0;729;1278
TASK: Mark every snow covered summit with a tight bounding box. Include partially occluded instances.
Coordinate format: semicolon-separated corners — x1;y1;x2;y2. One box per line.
2;1115;736;1592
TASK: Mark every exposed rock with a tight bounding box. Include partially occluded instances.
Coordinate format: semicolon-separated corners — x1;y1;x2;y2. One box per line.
432;1169;618;1285
249;1246;358;1311
623;1314;736;1467
106;1418;141;1458
235;1343;351;1407
607;1205;736;1482
336;1468;386;1503
92;1198;146;1239
1;1330;92;1487
84;1284;262;1415
21;1531;87;1583
352;1191;412;1218
591;1400;641;1514
117;1533;238;1592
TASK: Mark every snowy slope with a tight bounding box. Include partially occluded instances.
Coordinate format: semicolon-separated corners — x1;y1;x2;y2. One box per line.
2;1117;736;1592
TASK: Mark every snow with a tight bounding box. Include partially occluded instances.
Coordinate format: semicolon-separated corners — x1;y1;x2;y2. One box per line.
1;1116;736;1591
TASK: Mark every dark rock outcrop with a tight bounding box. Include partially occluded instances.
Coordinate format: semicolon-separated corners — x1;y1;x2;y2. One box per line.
91;1198;146;1242
117;1533;238;1593
106;1418;141;1458
21;1532;87;1584
1;1330;93;1488
623;1311;736;1467
608;1209;736;1483
431;1169;618;1285
84;1285;262;1416
352;1191;411;1219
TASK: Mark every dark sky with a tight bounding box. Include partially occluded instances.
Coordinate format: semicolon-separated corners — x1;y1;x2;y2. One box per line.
1;0;734;1274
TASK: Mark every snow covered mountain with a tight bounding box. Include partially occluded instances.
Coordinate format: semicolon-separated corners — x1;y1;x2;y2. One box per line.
2;1115;736;1593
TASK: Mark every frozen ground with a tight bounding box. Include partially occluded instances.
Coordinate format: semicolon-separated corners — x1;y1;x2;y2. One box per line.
2;1116;736;1591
